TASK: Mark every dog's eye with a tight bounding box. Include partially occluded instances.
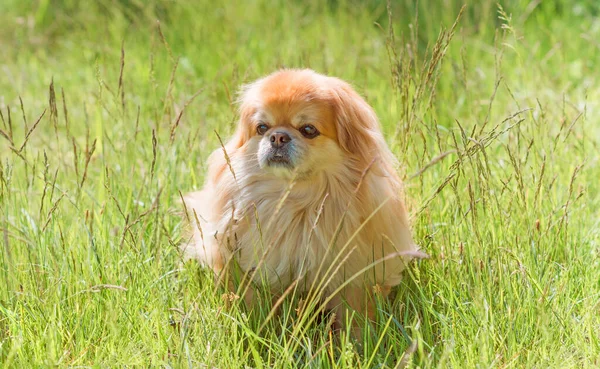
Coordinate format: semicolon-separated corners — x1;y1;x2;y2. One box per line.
256;123;269;135
299;124;319;139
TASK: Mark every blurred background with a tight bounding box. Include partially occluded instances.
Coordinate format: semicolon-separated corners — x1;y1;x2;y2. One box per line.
1;0;598;124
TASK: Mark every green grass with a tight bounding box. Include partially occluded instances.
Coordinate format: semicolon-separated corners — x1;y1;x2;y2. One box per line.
0;0;599;367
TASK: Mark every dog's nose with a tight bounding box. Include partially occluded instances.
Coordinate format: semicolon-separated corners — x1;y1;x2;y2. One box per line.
270;131;291;148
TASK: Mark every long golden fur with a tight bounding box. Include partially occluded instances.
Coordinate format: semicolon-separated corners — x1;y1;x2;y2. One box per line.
183;69;422;333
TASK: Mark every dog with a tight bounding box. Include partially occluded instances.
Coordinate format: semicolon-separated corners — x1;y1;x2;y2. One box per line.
183;69;423;335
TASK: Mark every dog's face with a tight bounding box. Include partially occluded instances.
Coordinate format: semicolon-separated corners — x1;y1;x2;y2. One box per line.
229;69;387;179
239;71;342;178
251;92;342;178
253;96;336;173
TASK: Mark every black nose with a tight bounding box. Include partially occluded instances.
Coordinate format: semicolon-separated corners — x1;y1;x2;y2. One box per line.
270;131;291;148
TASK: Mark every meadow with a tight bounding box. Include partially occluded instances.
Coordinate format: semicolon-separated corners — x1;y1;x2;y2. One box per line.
0;0;599;367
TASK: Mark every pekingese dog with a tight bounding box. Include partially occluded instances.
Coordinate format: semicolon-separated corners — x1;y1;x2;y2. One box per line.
183;69;423;334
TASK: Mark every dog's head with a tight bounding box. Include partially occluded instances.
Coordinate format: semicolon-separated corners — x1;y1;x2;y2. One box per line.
226;69;394;179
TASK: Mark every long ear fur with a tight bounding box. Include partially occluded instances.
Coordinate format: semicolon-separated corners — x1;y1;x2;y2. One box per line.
329;78;398;177
206;84;258;186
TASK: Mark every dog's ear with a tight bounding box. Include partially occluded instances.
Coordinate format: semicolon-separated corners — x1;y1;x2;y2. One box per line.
206;83;259;185
329;78;387;166
234;80;263;145
329;78;402;180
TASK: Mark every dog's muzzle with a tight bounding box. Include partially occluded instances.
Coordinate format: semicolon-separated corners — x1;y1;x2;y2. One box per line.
265;131;295;167
266;148;293;167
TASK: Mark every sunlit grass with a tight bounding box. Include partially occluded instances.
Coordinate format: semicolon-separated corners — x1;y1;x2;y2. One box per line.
0;0;598;367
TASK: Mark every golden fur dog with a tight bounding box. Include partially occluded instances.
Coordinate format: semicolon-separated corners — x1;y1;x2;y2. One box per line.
183;69;422;333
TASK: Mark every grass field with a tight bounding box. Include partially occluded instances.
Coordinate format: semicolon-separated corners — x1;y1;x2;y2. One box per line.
0;0;599;367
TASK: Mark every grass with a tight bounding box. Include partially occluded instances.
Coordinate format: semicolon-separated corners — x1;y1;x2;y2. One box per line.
0;0;599;367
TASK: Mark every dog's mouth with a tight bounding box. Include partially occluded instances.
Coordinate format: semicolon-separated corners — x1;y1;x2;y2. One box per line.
258;142;301;173
266;151;293;167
